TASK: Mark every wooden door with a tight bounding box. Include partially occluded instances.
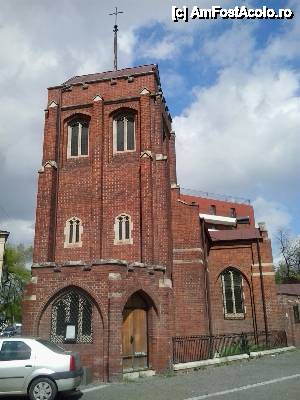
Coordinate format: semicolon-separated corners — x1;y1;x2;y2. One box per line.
122;303;148;371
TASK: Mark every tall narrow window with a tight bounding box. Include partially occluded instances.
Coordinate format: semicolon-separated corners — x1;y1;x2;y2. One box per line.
209;205;216;215
64;218;82;247
113;113;135;152
293;305;300;323
114;214;133;244
68;119;89;157
221;269;244;318
229;208;237;218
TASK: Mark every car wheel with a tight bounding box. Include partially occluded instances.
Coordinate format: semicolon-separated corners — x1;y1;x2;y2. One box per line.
29;377;57;400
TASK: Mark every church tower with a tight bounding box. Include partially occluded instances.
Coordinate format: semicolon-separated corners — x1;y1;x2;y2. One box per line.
23;65;175;381
34;65;174;270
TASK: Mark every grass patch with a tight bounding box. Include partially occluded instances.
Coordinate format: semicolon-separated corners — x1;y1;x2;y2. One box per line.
162;370;176;378
219;345;244;357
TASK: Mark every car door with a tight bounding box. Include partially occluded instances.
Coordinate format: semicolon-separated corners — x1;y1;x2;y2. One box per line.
0;340;34;393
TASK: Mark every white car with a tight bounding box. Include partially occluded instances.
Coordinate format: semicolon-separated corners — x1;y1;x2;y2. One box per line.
0;337;83;400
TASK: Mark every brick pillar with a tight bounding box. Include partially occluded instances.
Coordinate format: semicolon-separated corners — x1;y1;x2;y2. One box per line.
152;95;173;271
108;295;123;381
139;93;154;264
151;284;173;372
251;234;283;333
169;131;177;185
90;97;104;260
33;104;59;263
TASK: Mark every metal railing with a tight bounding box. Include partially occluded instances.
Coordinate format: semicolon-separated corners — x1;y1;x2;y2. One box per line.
172;331;287;364
181;187;251;205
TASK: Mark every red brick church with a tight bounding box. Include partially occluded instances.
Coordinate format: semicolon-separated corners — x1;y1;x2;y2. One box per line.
23;64;283;381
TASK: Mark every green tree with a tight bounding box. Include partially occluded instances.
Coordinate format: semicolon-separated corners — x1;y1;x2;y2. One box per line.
276;229;300;283
0;244;32;323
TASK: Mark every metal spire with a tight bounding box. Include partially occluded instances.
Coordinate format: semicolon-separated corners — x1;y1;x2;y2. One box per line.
109;7;124;71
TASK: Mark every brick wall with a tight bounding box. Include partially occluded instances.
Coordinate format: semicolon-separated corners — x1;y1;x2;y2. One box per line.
34;69;172;271
181;194;255;227
278;294;300;346
23;263;172;381
171;192;209;336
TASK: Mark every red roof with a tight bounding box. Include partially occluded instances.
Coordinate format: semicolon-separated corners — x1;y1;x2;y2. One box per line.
63;64;157;86
209;228;261;242
277;284;300;296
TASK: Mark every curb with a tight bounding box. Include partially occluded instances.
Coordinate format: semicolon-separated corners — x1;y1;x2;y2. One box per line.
250;346;296;358
173;346;296;371
174;354;249;371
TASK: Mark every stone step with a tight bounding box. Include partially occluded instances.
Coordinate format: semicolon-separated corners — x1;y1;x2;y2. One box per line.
123;369;156;381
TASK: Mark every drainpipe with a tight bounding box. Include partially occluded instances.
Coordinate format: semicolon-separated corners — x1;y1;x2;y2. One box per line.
250;262;259;345
201;218;213;338
256;238;269;346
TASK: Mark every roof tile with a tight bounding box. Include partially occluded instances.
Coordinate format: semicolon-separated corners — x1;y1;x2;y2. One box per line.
63;64;157;86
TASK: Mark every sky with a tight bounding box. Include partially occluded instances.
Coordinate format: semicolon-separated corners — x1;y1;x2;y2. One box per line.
0;0;299;261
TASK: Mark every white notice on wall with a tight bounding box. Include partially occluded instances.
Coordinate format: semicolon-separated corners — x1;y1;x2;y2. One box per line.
65;325;76;340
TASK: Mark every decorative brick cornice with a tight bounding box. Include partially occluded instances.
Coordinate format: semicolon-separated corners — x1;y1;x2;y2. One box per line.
140;150;153;159
140;87;151;95
171;183;180;189
38;160;58;173
48;101;58;108
32;259;167;273
155;154;168;161
93;94;103;102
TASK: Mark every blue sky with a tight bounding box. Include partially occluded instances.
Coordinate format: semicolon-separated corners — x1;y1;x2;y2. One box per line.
0;0;299;261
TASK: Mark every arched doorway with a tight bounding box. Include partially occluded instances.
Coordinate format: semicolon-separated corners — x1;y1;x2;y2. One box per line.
37;286;105;381
122;292;148;372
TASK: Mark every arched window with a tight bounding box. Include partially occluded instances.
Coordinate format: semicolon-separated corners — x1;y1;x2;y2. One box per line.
67;118;89;157
221;269;244;318
113;113;135;152
50;289;93;344
114;214;133;244
64;217;82;247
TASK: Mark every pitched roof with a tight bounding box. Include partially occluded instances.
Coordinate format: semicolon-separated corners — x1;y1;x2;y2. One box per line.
277;284;300;296
209;228;261;242
62;64;158;86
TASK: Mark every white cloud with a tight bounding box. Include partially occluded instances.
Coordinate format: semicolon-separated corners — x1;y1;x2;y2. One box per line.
173;17;300;237
1;219;35;246
203;24;256;68
174;66;300;197
141;34;193;60
252;197;292;238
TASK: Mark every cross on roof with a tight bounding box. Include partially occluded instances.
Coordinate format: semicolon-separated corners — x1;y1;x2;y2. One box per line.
109;7;124;70
109;6;124;25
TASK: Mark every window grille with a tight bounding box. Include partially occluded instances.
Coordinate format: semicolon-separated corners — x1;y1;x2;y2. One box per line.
51;289;93;344
221;269;244;318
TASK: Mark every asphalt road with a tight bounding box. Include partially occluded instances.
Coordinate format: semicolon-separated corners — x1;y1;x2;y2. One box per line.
3;350;300;400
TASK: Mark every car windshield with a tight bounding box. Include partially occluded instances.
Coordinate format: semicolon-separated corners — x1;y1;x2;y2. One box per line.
37;339;66;354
